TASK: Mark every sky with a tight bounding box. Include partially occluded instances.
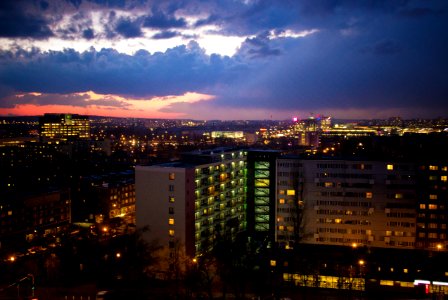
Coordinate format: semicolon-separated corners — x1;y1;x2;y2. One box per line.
0;0;447;120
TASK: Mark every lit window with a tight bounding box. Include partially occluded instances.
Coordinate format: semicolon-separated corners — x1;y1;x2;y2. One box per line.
279;190;285;195
429;165;438;171
279;199;285;204
324;182;333;188
420;204;426;209
441;176;447;182
169;218;175;225
429;194;438;200
366;192;373;199
395;193;403;199
428;233;437;239
278;225;284;231
387;164;394;170
442;166;447;171
169;229;175;237
169;196;175;203
169;173;175;180
287;190;295;196
270;260;276;267
429;204;437;210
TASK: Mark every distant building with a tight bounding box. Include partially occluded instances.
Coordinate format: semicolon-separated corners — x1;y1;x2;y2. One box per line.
39;113;90;141
72;172;135;226
136;148;246;257
0;190;71;248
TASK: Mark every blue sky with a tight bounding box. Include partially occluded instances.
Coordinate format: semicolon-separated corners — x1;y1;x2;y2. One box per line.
0;0;447;120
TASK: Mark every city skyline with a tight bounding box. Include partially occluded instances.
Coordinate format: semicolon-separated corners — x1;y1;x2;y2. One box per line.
0;0;447;120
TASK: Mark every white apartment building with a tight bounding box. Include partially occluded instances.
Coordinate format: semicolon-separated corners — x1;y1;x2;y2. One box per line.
136;148;246;258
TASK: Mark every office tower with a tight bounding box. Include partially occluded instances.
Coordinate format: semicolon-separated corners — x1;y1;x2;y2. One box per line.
136;148;246;257
299;160;417;249
39;113;90;141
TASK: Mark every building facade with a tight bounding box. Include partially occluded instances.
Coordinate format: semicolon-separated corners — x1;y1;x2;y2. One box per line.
136;148;247;257
39;113;90;141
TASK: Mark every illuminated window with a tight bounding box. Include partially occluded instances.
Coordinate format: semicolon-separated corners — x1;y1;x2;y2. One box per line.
278;225;284;231
387;164;394;170
169;229;175;237
441;176;447;182
429;194;438;200
386;231;392;236
279;199;285;204
270;260;276;267
420;204;426;209
429;204;437;210
366;192;373;199
428;233;437;239
395;193;403;199
279;190;285;195
429;165;438;171
169;218;175;225
169;196;175;203
287;190;295;196
169;173;175;180
324;182;333;187
442;166;448;171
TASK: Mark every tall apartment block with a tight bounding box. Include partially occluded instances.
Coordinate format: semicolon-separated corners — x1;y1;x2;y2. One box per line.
416;163;448;249
39;113;90;141
136;148;246;257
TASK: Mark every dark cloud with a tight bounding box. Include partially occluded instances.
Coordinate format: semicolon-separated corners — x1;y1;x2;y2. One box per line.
152;30;180;40
399;7;446;18
0;92;130;108
40;1;49;10
143;10;187;29
0;1;53;39
115;17;143;38
0;43;243;104
82;28;95;39
360;40;402;56
238;33;282;58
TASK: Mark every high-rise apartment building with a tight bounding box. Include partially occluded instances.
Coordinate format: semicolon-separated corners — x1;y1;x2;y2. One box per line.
39;113;90;141
136;148;246;257
416;163;448;250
